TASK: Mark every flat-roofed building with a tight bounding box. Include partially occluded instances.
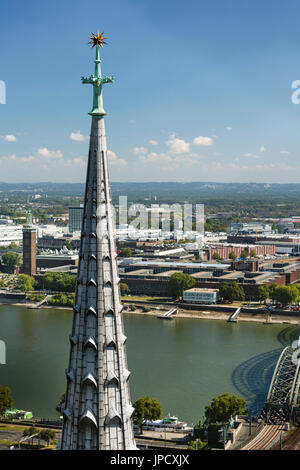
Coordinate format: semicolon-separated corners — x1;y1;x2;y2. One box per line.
0;223;23;247
183;288;218;304
36;253;78;270
69;206;84;233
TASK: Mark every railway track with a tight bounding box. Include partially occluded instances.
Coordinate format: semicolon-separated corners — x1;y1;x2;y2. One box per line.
242;425;282;450
271;427;300;450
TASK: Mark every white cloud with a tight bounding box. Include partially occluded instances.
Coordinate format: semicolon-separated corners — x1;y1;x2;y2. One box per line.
69;131;88;142
166;137;190;154
254;163;292;170
225;126;232;131
132;147;148;156
107;150;127;166
139;152;172;164
280;150;290;155
5;134;16;142
228;162;240;170
8;154;35;163
259;146;266;152
37;147;63;159
72;157;86;167
243;153;259;159
193;136;213;147
149;140;158;145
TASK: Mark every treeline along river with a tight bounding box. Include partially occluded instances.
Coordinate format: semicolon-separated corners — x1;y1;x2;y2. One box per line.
0;305;296;424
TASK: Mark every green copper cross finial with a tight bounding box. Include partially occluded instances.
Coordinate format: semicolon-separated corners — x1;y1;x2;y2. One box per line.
81;31;114;117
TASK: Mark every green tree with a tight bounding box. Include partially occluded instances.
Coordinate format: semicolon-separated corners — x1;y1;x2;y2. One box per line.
39;429;56;446
219;282;245;303
205;393;247;424
212;253;222;260
64;240;72;250
8;243;18;250
121;247;132;257
272;285;299;306
120;283;129;295
41;272;76;292
1;251;22;273
249;249;257;258
269;283;278;304
23;426;39;437
240;249;249;259
0;385;13;416
188;438;208;450
133;396;162;434
257;284;269;304
229;251;237;260
168;272;195;300
18;274;36;292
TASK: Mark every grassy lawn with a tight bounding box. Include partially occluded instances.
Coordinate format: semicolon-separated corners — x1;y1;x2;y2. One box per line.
0;424;28;431
0;440;19;446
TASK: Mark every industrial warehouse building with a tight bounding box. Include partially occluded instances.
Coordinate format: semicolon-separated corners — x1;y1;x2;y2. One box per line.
118;258;300;300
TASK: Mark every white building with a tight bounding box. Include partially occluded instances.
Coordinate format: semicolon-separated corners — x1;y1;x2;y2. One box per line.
227;222;272;234
37;224;68;238
183;288;218;304
0;223;23;246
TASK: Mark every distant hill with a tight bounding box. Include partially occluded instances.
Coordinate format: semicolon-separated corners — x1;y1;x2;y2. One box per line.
1;181;300;201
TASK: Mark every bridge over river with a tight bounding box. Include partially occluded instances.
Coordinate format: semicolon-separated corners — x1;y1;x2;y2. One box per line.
260;339;300;425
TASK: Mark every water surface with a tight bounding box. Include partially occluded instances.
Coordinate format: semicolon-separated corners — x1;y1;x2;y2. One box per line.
0;305;289;424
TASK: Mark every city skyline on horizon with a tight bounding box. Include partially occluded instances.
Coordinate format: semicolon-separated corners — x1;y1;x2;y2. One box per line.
2;0;300;184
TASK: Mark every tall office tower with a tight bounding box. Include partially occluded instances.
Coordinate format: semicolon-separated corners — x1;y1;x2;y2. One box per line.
69;206;84;233
22;210;36;276
61;32;136;450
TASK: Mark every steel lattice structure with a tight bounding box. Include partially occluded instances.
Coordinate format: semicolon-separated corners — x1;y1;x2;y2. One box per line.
262;345;300;424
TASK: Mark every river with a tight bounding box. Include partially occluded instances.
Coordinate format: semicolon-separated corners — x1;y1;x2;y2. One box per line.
0;305;297;425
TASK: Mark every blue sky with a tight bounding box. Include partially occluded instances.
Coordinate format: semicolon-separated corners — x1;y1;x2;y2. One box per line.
1;0;300;183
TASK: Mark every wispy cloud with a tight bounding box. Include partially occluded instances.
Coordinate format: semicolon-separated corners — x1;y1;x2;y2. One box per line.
108;150;127;166
69;131;88;142
132;147;148;156
4;134;16;142
37;147;63;159
193;136;213;146
166;136;190;154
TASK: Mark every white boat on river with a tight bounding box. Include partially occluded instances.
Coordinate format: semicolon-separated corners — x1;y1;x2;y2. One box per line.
141;414;192;432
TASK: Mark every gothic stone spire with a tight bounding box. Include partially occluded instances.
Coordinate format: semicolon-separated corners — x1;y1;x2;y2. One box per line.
61;34;136;450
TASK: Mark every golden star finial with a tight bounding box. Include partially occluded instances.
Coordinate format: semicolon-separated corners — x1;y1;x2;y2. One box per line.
88;31;108;48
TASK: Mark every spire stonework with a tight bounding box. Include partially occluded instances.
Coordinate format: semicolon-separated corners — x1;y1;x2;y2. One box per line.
61;34;137;450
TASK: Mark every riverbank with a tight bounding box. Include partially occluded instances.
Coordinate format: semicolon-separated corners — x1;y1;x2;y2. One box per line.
0;303;289;424
125;307;300;324
1;299;300;325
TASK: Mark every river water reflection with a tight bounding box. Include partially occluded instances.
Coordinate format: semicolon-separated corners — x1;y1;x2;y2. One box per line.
0;305;290;423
